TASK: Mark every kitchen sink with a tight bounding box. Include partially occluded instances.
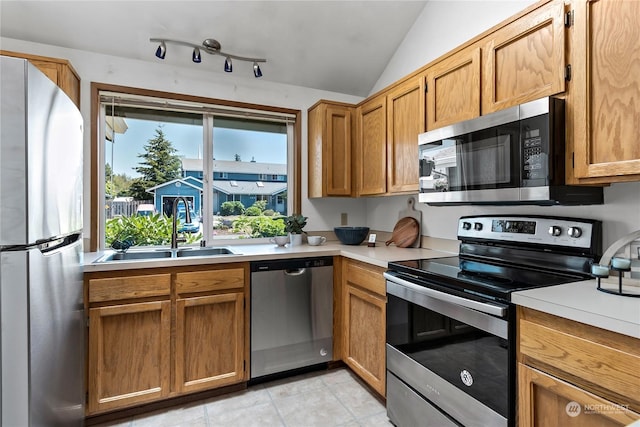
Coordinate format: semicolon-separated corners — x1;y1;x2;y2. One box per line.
94;247;239;263
175;247;236;257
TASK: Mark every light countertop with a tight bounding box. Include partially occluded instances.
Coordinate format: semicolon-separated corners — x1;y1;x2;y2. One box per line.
83;241;455;273
512;280;640;339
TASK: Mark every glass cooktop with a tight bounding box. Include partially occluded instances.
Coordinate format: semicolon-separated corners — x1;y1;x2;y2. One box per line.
388;256;586;301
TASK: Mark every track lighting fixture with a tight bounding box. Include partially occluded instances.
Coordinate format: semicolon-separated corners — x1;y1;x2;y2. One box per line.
151;37;266;77
192;48;201;63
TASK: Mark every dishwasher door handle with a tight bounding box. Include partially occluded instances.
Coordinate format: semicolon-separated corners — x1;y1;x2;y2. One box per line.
284;268;307;276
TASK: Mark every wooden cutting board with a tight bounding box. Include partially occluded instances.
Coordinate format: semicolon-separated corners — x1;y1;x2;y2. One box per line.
385;217;420;248
397;197;422;248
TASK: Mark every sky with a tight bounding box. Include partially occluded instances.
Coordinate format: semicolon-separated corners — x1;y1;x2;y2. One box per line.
106;118;287;177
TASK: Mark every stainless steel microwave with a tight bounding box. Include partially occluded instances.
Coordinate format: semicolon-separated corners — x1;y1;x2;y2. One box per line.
418;97;603;206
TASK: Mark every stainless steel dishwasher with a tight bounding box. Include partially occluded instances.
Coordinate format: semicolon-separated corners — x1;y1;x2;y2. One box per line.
250;257;333;379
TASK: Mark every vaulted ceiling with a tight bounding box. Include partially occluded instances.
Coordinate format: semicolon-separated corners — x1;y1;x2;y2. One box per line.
0;1;428;96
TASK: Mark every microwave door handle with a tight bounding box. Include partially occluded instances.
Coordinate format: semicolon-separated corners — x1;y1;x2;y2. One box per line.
383;272;507;317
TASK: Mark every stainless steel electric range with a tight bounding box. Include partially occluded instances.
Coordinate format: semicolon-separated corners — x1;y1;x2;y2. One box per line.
384;215;602;427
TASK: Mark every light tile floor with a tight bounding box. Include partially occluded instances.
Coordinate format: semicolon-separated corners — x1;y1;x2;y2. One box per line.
93;368;393;427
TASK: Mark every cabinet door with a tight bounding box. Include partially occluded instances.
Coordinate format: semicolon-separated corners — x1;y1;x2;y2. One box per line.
426;47;481;130
343;284;386;396
87;301;171;414
386;77;423;193
518;364;640;427
482;2;565;114
357;95;387;196
325;104;353;196
571;0;640;181
175;293;244;394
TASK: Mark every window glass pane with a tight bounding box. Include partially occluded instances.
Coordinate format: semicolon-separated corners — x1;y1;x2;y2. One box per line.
211;117;288;239
104;105;204;248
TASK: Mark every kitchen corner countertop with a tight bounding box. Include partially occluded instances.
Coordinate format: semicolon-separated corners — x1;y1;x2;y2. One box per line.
512;281;640;339
83;241;455;273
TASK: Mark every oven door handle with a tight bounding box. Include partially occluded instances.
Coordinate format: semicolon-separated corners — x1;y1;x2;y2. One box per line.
383;272;507;317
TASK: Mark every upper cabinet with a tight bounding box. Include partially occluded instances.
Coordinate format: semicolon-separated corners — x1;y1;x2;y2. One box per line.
482;1;566;114
0;50;81;108
356;95;387;196
569;0;640;182
308;101;355;197
355;75;424;196
385;76;424;193
425;46;481;130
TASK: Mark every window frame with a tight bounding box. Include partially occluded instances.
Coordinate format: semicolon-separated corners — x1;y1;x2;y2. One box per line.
90;82;301;252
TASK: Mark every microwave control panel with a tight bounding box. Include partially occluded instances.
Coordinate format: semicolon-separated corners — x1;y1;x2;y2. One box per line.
522;128;545;180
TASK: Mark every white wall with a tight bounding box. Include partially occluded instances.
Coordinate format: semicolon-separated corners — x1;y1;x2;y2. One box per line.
0;37;367;239
371;0;538;94
365;1;640;250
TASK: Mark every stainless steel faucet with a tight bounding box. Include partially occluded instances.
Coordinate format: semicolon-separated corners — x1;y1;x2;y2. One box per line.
171;197;191;249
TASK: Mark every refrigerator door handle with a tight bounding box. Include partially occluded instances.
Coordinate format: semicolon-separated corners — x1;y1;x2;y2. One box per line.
37;232;81;254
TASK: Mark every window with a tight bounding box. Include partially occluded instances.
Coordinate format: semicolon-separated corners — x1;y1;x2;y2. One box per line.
92;84;300;251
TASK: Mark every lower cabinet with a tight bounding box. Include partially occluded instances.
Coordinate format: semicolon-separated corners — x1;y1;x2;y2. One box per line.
175;292;244;394
518;307;640;426
519;364;638;427
88;300;171;414
342;260;386;397
85;263;248;415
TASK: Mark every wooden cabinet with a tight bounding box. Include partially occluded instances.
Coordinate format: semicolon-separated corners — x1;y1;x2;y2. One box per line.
0;50;80;108
355;75;423;196
425;46;481;130
87;273;171;414
385;76;424;193
519;364;639;427
356;95;387;196
174;269;245;394
85;264;248;415
518;307;640;426
482;1;566;114
308;101;354;197
569;0;640;182
342;259;386;396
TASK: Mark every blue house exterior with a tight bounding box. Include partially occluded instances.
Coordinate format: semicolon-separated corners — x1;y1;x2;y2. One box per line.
146;177;203;217
146;159;287;216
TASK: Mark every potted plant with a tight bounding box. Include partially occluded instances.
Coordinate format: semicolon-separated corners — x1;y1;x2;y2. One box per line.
283;214;307;246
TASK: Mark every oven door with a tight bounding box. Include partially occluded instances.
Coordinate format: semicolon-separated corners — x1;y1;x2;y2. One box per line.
384;272;512;427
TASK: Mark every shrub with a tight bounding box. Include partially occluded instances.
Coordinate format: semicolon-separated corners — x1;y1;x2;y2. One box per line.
252;200;267;212
105;213;202;247
245;206;262;216
220;201;245;216
263;209;275;216
232;215;286;238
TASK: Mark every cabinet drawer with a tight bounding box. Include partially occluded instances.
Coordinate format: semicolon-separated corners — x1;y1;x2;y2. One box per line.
519;308;640;410
345;261;385;296
89;274;171;303
176;268;245;294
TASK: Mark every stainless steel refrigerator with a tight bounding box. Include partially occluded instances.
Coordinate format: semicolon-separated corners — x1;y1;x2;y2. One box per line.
0;56;85;426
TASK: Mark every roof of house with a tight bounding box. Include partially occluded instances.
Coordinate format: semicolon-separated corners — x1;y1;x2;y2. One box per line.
181;158;287;175
145;178;204;193
213;180;286;196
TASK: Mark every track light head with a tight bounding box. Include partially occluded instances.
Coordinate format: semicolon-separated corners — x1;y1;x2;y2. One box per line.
253;62;262;78
192;48;202;63
155;41;166;59
224;57;233;72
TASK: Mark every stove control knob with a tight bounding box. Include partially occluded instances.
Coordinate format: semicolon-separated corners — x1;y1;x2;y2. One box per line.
474;222;483;231
549;226;562;237
462;221;472;230
568;227;582;238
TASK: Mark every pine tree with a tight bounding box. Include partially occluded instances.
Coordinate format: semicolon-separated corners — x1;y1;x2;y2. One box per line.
128;126;182;200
